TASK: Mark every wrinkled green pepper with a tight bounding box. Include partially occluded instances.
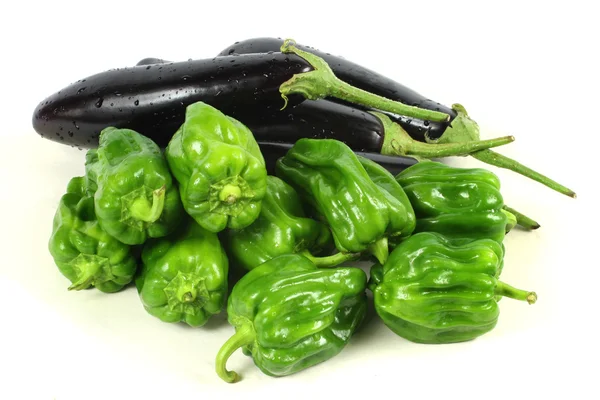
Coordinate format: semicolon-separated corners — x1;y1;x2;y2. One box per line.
166;101;268;233
216;253;367;383
395;161;513;244
223;176;358;270
136;220;229;327
276;139;415;264
86;127;184;245
48;177;137;293
369;232;537;344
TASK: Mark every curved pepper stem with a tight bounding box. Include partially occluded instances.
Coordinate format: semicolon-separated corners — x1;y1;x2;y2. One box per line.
495;281;537;305
216;323;255;383
373;111;514;159
429;104;576;198
279;39;450;123
129;186;166;223
503;205;540;231
299;250;360;267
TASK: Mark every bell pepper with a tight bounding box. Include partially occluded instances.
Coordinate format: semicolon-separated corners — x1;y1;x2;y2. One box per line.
275;138;416;264
369;231;537;344
86;127;184;245
223;176;358;270
395;161;513;244
165;101;268;233
215;253;367;383
48;177;138;293
136;219;229;327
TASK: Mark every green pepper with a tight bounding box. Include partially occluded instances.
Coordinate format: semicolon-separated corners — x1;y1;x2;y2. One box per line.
165;101;267;233
395;161;512;244
215;253;367;383
276;139;416;264
48;177;137;293
86;127;184;245
136;219;229;327
223;176;358;270
369;232;537;344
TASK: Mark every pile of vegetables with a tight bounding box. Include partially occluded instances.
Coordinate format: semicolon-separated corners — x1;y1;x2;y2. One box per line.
37;38;573;383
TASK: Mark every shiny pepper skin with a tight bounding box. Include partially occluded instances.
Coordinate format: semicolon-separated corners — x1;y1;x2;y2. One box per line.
395;161;511;244
86;127;184;245
48;177;137;293
369;232;537;344
165;101;268;233
215;254;367;383
276;139;416;264
223;176;358;270
136;219;229;327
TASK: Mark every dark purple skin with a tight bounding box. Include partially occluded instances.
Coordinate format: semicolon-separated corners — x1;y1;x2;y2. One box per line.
244;99;386;153
218;37;456;142
32;53;312;148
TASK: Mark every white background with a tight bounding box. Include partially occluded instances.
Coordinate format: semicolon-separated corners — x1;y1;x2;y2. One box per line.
1;1;598;399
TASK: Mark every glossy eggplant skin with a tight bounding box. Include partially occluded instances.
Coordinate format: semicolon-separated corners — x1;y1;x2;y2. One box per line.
218;37;455;141
258;142;416;176
245;99;385;153
32;53;312;148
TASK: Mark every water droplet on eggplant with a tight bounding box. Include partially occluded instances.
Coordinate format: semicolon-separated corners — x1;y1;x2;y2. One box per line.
95;98;104;108
134;100;139;106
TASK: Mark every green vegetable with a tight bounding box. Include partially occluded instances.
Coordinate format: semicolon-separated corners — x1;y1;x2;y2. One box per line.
223;176;358;270
215;254;367;383
48;177;137;293
395;161;512;244
276;139;416;264
165;101;267;233
86;127;184;245
136;220;229;327
369;232;537;344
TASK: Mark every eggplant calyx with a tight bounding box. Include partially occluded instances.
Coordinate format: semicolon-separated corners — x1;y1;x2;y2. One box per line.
279;39;451;123
428;104;577;198
374;111;513;159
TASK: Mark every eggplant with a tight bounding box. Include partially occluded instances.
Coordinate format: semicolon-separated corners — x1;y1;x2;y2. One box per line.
218;37;453;142
34;52;506;160
217;38;576;198
33;53;312;148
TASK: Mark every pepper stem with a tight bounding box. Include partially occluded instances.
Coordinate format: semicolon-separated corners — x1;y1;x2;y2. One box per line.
299;250;360;267
502;209;517;233
129;186;166;223
67;254;109;291
279;39;450;123
219;184;242;204
495;281;537;304
472;149;576;198
503;205;541;231
215;323;255;383
368;237;389;265
374;111;514;159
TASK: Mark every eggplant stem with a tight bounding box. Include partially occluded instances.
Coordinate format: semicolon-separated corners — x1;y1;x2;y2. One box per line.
279;39;450;123
472;150;576;198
